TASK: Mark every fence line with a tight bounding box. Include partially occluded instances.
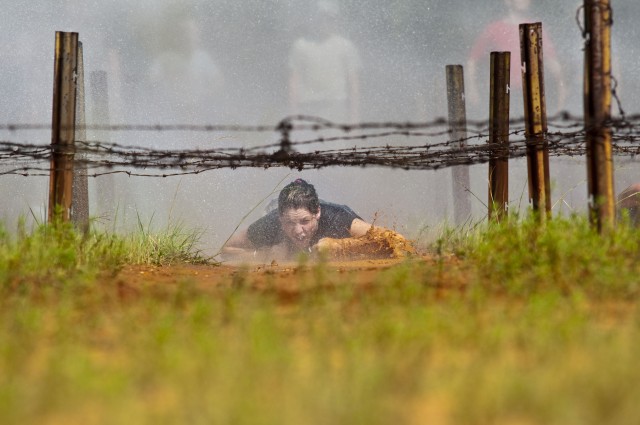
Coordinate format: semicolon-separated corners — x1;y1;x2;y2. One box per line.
1;113;640;178
14;3;624;227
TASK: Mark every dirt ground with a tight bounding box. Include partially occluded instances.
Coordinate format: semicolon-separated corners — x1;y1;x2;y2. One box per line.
116;259;410;289
113;257;426;294
108;257;638;328
113;229;428;295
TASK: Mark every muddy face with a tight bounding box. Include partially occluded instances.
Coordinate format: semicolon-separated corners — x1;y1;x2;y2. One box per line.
279;207;321;250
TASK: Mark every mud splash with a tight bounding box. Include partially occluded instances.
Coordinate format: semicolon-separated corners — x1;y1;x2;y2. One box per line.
320;227;416;260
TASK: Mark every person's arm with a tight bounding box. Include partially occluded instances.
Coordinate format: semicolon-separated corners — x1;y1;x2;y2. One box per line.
313;217;413;259
349;218;409;240
222;230;289;262
220;229;257;261
349;218;375;237
314;218;405;249
222;219;292;263
312;217;373;253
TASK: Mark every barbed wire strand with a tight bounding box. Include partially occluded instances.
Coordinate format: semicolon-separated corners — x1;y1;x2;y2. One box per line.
0;112;638;178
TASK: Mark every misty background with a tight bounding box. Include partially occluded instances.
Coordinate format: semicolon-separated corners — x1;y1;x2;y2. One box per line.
1;0;638;255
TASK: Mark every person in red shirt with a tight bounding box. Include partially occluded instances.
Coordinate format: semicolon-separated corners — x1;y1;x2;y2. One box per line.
466;0;566;116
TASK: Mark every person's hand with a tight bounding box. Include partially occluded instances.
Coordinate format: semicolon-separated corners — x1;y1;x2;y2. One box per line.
312;238;334;252
311;238;344;257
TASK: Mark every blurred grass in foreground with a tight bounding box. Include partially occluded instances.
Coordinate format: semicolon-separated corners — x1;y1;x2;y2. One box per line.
0;215;639;424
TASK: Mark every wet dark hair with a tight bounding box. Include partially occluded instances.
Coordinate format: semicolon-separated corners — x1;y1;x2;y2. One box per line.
278;179;320;214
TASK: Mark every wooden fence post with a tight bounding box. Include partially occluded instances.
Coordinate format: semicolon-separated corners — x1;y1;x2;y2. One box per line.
488;52;510;221
48;31;78;223
445;65;471;225
584;0;615;231
520;22;551;218
71;41;89;232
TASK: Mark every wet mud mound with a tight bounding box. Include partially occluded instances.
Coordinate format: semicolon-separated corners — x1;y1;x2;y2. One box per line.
320;228;416;260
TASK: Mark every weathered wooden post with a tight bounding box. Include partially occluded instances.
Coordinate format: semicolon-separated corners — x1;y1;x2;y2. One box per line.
584;0;615;231
48;31;78;223
520;22;551;217
71;41;89;232
488;52;510;221
445;65;471;225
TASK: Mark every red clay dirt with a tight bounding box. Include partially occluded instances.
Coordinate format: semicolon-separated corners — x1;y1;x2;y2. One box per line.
111;228;423;296
113;257;417;294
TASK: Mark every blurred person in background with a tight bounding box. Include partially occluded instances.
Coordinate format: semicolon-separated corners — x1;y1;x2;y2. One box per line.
465;0;566;117
288;0;361;123
149;14;224;126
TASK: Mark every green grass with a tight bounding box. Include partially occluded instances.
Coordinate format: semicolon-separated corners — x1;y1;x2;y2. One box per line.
0;215;639;424
0;218;209;289
125;214;210;266
439;213;640;297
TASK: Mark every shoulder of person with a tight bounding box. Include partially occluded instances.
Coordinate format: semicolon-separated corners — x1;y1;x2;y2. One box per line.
246;208;283;247
319;200;344;210
320;201;360;217
249;208;280;230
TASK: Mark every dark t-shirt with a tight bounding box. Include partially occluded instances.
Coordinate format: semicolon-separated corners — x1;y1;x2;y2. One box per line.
247;201;362;249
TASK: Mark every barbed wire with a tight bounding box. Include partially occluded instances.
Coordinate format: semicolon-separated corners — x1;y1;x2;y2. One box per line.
3;111;623;134
1;113;639;178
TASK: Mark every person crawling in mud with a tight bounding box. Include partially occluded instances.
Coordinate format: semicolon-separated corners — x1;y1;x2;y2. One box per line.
222;179;414;262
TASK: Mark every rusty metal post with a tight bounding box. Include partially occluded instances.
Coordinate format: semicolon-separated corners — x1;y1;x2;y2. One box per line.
48;31;79;223
520;22;551;217
71;41;89;232
488;52;510;221
584;0;615;231
446;65;471;225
